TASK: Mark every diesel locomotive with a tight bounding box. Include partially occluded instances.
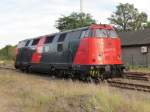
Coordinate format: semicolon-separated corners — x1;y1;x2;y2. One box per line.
15;24;124;80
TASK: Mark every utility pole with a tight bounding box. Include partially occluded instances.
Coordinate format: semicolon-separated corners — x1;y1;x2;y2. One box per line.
80;0;83;13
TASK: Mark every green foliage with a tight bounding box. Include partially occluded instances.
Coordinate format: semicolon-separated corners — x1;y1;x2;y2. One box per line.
144;21;150;29
108;3;148;31
0;45;16;60
55;12;96;31
128;65;150;73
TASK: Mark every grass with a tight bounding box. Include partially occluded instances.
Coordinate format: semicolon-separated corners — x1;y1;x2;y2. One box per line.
0;60;14;67
0;70;150;112
128;65;150;73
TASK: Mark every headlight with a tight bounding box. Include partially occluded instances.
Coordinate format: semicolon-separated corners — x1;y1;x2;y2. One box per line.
118;55;121;60
98;54;103;61
91;66;94;69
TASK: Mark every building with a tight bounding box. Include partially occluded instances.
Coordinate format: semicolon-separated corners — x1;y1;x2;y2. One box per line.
119;29;150;67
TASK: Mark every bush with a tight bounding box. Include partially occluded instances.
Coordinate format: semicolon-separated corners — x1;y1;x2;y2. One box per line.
0;45;16;61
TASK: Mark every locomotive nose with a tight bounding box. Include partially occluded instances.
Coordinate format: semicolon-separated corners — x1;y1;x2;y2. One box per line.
101;38;122;64
73;37;122;65
97;54;103;62
92;38;122;65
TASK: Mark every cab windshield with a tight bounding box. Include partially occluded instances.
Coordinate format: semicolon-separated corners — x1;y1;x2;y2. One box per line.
95;29;118;38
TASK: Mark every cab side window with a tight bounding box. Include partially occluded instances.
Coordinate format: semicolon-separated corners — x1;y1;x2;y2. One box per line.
43;45;50;53
32;38;40;46
57;33;67;52
17;41;26;48
25;40;30;47
45;35;55;44
58;33;66;42
57;44;63;52
107;30;118;38
80;29;91;39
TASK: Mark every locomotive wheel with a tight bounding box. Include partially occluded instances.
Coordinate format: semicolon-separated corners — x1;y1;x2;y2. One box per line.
27;66;33;73
100;75;104;81
79;74;86;81
86;76;93;83
67;72;74;79
20;66;26;72
94;78;101;84
49;67;56;76
121;73;126;78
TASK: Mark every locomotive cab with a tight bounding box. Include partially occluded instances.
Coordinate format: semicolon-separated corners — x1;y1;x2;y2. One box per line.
73;24;124;78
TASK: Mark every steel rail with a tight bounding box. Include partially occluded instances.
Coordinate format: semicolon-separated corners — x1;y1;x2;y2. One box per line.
107;79;150;92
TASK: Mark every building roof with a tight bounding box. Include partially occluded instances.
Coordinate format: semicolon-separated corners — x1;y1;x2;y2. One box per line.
118;29;150;47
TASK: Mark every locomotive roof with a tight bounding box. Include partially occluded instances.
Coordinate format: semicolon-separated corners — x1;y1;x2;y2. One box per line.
59;26;89;34
19;24;113;43
57;24;113;33
20;26;89;42
119;29;150;47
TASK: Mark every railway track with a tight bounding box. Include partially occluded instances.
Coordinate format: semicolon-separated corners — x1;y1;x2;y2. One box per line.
124;72;150;81
107;79;150;92
0;66;16;70
107;72;150;92
1;66;150;92
1;65;150;81
0;66;150;81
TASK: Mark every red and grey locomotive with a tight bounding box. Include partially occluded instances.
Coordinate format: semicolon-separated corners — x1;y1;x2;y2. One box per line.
15;24;124;80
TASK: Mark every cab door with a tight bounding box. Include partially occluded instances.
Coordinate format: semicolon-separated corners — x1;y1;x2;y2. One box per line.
68;40;79;63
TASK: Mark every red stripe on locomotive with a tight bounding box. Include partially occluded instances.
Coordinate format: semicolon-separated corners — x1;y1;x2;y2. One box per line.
31;37;46;63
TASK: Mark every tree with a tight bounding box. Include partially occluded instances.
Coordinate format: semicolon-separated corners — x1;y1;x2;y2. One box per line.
55;12;96;31
108;3;148;31
144;21;150;29
0;45;16;60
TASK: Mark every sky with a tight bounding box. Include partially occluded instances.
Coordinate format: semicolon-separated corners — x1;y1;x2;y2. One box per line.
0;0;150;48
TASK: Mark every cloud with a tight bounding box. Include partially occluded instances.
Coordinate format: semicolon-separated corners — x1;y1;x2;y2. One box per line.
0;0;150;48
